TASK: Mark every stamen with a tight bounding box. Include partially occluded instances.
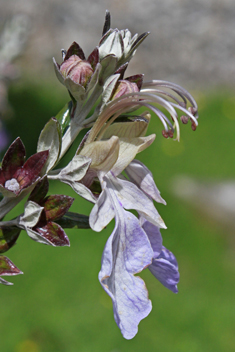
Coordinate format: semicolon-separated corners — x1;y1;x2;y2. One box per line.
162;130;169;138
5;178;20;193
191;121;197;131
181;116;189;124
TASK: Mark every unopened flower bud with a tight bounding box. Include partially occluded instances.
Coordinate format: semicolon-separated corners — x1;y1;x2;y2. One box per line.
60;55;94;88
111;79;139;100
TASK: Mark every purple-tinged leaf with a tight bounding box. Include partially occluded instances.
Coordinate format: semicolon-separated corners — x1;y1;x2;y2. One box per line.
115;63;128;79
16;150;49;190
102;10;111;36
28;176;49;204
0;227;21;253
148;246;179;293
42;195;74;221
64;41;86;61
126;74;144;90
130;32;150;52
0;137;25;184
0;255;23;276
87;47;99;70
36;222;70;246
99;28;113;46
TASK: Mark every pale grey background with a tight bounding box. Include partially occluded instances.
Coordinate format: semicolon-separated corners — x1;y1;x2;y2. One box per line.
1;0;235;89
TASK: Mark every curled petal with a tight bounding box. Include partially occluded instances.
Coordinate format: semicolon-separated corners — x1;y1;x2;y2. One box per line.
111;134;156;176
125;159;166;204
141;219;162;258
148;246;179;293
81;136;119;174
107;173;166;229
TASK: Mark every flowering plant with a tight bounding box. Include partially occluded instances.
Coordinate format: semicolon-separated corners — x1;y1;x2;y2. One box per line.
0;11;198;339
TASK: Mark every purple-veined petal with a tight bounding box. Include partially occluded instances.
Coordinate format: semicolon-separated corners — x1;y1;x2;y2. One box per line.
108;172;166;229
148;246;179;293
141;218;162;258
89;186;115;231
125;159;166;204
99;180;153;339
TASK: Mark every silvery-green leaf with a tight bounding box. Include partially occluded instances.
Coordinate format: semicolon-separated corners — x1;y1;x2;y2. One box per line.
99;30;123;60
37;117;62;173
86;63;101;94
59;155;91;182
53;57;65;85
99;55;118;83
61;179;97;203
101;74;120;105
19;201;44;228
64;77;86;103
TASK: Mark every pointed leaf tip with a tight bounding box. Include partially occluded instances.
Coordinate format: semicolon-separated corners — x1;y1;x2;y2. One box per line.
64;42;86;61
36;222;70;246
43;195;74;221
102;10;111;36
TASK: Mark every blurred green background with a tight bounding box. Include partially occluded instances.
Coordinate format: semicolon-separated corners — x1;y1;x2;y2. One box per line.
1;0;235;350
1;80;235;352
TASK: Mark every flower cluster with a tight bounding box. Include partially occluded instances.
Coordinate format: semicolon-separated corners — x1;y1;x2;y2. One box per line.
0;11;198;339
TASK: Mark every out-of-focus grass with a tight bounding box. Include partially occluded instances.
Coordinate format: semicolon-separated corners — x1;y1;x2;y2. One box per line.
1;83;235;352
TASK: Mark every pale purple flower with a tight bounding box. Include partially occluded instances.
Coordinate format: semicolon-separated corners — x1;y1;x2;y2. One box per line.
88;165;179;339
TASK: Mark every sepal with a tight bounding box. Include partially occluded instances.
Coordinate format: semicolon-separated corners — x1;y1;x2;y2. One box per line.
37;117;62;173
0;255;23;285
0;226;21;253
